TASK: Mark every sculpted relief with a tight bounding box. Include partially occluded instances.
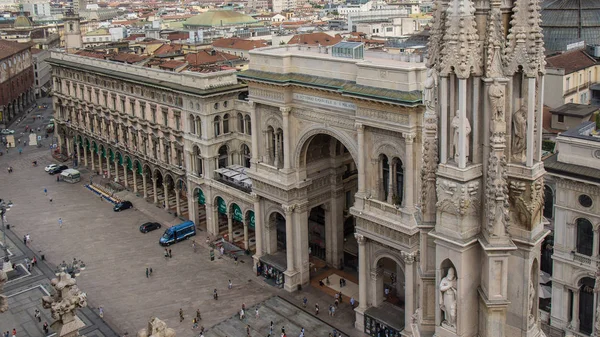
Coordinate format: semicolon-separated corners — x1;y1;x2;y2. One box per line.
440;267;458;330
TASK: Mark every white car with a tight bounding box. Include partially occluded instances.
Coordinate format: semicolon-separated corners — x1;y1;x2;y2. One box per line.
0;129;14;135
45;164;58;172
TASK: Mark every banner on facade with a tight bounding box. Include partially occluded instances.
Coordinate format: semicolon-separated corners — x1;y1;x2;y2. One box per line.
217;198;227;214
249;211;255;229
233;204;243;222
198;189;205;205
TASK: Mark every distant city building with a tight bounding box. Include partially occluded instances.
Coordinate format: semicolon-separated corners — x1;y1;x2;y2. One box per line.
82;27;112;48
0;40;35;124
544;49;599;108
541;0;600;53
183;10;259;29
20;0;52;18
544;120;600;337
31;47;51;97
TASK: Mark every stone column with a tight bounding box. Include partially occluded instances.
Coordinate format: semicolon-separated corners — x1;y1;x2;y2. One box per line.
281;107;291;170
274;132;280;168
142;173;148;198
98;152;103;175
133;170;138;193
243;218;249;250
252;193;263;259
263;131;270;163
356;124;366;195
91;151;95;171
66;137;72;156
163;183;170;209
526;76;536;167
571;290;580;330
457;78;468;168
114;160;119;182
403;133;415;209
175;189;181;216
227;211;233;242
356;234;367;309
402;252;416;334
284;205;295;272
123;164;128;188
83;146;88;167
440;76;449;164
106;157;111;179
152;178;158;204
387;161;394;204
250;102;258;165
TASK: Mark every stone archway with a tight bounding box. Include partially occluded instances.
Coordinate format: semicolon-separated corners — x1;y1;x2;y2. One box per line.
215;196;229;237
193;187;207;230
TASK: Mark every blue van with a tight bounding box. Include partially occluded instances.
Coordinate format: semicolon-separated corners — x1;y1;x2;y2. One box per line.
159;221;196;246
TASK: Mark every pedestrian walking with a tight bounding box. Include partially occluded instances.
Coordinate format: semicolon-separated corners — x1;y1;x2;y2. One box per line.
239;308;245;320
228;279;232;289
26;234;30;245
328;304;333;316
168;249;172;258
23;235;27;245
42;323;48;335
196;309;201;320
58;218;63;229
213;288;218;300
255;307;259;318
315;303;319;315
282;326;286;334
242;303;246;311
11;329;15;337
331;305;336;317
34;309;41;322
44;188;47;196
145;268;149;278
192;317;198;329
350;297;355;308
302;297;307;308
149;267;152;276
179;308;184;322
164;248;169;258
246;325;250;337
32;256;37;267
56;175;59;182
338;291;343;303
334;293;339;306
234;255;238;265
269;321;274;336
98;306;104;318
220;246;224;255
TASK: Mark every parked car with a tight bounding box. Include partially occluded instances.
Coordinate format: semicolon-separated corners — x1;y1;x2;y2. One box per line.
140;222;162;233
49;165;68;175
114;201;133;212
0;129;14;135
44;164;58;172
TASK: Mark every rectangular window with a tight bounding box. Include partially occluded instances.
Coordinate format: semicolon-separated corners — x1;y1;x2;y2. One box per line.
151;108;157;123
566;77;571;89
175;115;180;130
558;115;565;123
162;110;168;127
130;101;135;115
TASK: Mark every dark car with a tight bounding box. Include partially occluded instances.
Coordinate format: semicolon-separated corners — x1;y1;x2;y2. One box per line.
140;222;162;233
49;165;68;175
113;201;133;212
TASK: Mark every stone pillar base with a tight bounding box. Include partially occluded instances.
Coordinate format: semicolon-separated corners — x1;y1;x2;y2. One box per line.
53;316;85;337
354;307;365;331
2;261;13;273
284;270;300;292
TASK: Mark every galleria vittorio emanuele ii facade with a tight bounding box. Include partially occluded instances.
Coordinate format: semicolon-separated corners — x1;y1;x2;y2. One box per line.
48;0;551;333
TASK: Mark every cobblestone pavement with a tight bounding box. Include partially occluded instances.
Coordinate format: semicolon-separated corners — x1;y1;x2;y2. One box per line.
0;103;366;337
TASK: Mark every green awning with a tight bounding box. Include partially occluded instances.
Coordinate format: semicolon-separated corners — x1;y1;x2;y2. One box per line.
248;211;255;229
126;157;133;170
217;197;227;215
136;161;143;175
117;153;123;165
233;204;243;222
85;140;90;149
108;149;114;162
92;142;98;153
100;147;106;158
198;189;205;205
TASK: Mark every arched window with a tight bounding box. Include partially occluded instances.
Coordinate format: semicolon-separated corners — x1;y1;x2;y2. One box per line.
238;113;244;133
195;146;203;176
213;116;221;136
195;117;202;137
223;113;230;134
245;115;251;135
544;185;554;219
218;145;228;168
381;154;390;201
576;218;594;256
189;115;196;134
242;144;251;168
394;158;404;205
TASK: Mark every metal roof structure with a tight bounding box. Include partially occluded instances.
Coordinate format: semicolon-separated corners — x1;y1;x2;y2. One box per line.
541;0;600;52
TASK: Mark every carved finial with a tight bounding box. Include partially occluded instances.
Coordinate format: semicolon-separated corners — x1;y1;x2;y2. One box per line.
440;0;482;78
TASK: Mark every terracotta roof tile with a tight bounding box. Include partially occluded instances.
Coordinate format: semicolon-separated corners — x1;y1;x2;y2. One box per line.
546;49;597;74
0;40;33;60
153;43;183;56
287;32;342;46
212;37;268;51
185;50;242;66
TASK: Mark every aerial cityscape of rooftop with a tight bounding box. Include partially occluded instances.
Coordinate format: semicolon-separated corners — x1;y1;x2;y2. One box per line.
0;0;599;336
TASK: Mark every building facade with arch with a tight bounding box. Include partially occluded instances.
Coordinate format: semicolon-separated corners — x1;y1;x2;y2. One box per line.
0;39;35;125
544;122;600;337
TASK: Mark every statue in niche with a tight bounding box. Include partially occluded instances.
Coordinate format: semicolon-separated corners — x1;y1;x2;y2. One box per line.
488;80;505;122
512;106;527;162
423;68;438;110
439;267;457;329
452;114;471;163
528;280;536;324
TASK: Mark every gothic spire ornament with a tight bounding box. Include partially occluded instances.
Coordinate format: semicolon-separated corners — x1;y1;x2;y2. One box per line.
504;0;546;76
440;0;482;78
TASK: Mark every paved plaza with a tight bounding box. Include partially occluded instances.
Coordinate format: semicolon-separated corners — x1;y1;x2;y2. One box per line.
0;108;366;337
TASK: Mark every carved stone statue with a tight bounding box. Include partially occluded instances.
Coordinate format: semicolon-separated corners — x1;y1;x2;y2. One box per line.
137;317;176;337
0;270;7;313
528;280;535;324
452;114;472;162
512;106;527;162
41;272;87;337
488;80;505;122
439;267;457;329
423;68;438;109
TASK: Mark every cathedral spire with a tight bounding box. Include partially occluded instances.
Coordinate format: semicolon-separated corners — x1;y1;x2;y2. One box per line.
439;0;481;78
504;0;545;76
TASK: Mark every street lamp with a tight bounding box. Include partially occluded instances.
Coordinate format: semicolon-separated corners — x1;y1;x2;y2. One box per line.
0;199;12;272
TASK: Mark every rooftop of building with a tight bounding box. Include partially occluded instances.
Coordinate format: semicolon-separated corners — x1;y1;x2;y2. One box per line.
541;0;600;52
212;37;269;51
549;103;599;117
184;10;258;27
0;39;33;60
545;49;597;74
286;32;343;46
85;27;111;36
560;120;600;142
